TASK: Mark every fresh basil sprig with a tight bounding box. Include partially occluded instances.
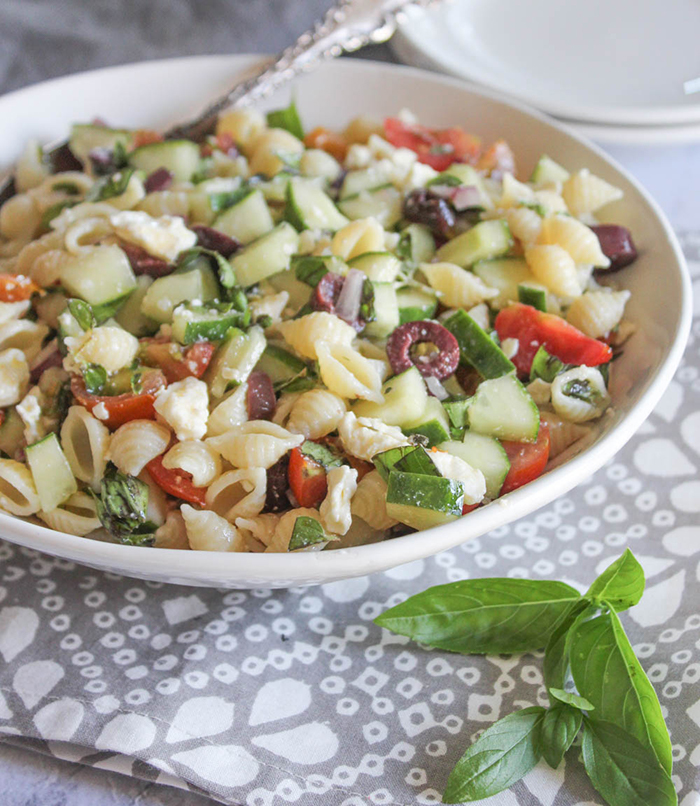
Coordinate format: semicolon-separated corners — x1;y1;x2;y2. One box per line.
375;549;677;806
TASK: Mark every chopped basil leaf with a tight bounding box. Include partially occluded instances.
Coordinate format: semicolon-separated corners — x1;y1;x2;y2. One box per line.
519;200;547;217
292;255;339;287
266;99;304;140
67;298;95;331
360;278;376;324
443;397;470;429
82;363;107;394
288;516;327;551
426;173;463;188
112;140;129;170
89;168;135;202
92;463;156;546
51;181;81;196
529;346;569;383
255;314;273;329
300;440;345;469
393;446;442;476
562;378;602;404
41;200;77;229
177;246;236;289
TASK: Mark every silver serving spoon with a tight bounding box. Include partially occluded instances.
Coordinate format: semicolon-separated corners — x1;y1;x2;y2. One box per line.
0;0;440;205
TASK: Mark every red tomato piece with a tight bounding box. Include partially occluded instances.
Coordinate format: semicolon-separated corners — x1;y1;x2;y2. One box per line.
70;369;166;430
304;126;349;162
384;118;481;171
132;129;164;149
0;409;5;429
146;453;207;507
494;303;613;376
500;421;551;496
462;502;479;516
0;274;41;302
142;340;215;384
476;138;515;178
288;447;327;508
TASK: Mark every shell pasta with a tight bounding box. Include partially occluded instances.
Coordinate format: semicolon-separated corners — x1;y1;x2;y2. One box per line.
0;104;634;551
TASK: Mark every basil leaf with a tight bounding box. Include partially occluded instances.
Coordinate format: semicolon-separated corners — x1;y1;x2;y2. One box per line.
443;707;545;803
570;610;673;774
549;687;594;710
209;186;252;213
82;364;107;394
359;277;376;324
67;298;95;331
178;247;236;289
41;200;77;229
89;168;135;202
266;99;304;140
585;549;645;611
582;720;677;806
529;345;569;383
539;702;582;769
288;516;328;551
375;579;581;655
93;464;155;547
300;440;344;469
543;599;594;692
51;181;81;196
393;446;441;477
563;377;603;404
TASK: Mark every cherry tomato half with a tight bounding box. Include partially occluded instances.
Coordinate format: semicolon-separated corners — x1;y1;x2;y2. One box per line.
384;118;481;172
70;369;166;430
146;453;207;507
288;447;327;508
500;421;551;496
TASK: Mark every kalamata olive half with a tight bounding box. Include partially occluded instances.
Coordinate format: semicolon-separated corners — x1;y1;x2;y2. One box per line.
311;272;366;332
590;224;638;272
120;242;172;277
265;455;290;512
246;371;277;421
386;321;460;380
191;225;241;258
403;189;455;240
144;168;174;193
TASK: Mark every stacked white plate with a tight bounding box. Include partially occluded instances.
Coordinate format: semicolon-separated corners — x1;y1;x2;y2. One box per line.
392;0;700;145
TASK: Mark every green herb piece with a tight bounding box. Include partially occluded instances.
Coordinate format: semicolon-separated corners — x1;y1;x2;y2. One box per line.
375;578;580;655
529;345;568;383
426;173;463;188
292;254;346;287
41;200;77;229
443;707;545;803
112;140;129;170
93;464;156;546
543;599;594;692
563;377;603;404
585;548;645;611
130;368;144;395
266;99;304;140
582;720;677;806
92;290;134;324
279;373;317;393
288;516;328;551
300;440;344;469
209;185;252;213
89;168;135;202
373;445;422;481
51;181;81;196
569;610;673;774
518;284;547;312
177;246;236;289
519;200;547;217
82;364;107;394
255;314;273;329
359;277;376;324
549;687;594;710
539;702;582;769
67;298;95;331
393;446;441;477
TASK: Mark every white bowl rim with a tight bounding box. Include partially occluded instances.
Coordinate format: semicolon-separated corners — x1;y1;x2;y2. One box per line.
0;54;692;585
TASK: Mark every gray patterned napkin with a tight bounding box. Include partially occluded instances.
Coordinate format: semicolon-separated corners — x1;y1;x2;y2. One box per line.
0;235;698;806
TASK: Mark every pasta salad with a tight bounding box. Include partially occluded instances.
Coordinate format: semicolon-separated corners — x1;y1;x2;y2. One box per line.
0;103;637;553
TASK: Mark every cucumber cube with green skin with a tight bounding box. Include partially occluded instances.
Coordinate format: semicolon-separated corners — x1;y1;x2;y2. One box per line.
386;471;464;530
353;367;428;427
397;223;436;264
347;252;401;283
435;219;513;267
337;185;403;228
25;433;77;513
403;397;451;447
213;189;275;245
373;445;420;481
518;283;547;312
472;257;535;309
60;245;137;307
172;304;247;344
229;222;300;288
443;397;471;430
255;344;308;387
396;286;438;324
340;166;393;199
128;140;201;182
285;177;349;232
467;373;540;443
140;265;219;324
205;326;266;398
68;124;133;165
443;309;516;379
428;164;494;210
529;155;570;185
438;434;510;499
364;283;399;339
393;447;441;477
115;276;159;337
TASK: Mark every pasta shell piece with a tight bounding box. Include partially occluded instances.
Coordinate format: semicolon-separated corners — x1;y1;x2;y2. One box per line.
351;470;397;531
505;206;542;245
136;190;190;218
0;458;40;516
65;325;139;374
0;193;41;241
216;107;267;155
330;217;385;260
421;262;498;308
154;510;190;550
15;139;51;192
207;382;248;437
38;491;100;537
234;513;280;548
205;468;267;521
162;441;222;488
538;215;610;268
566;290;631;339
181;504;247;552
525;244;581;298
562;169;623;217
107;420;171;477
287;390;347;439
498;173;536;209
317;343;384;403
266;507;324;553
0;320;50;363
249;128;304;177
551;366;610;423
276;312;356;360
540;411;592;460
338;412;410;462
320;465;358;536
60;406;111;492
206;421;303;469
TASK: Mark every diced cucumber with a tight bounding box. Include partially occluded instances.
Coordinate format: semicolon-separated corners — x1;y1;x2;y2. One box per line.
230;222;299;288
114;275;159;337
140;265;218;324
386;471;464;530
353;367;428;427
68;124;133;165
255;343;308;387
60;244;137;307
443;397;470;430
26;433;77;513
518;283;547;312
403;397;451;447
530;155;570;185
266;270;313;313
443;309;515;379
172;303;246;344
364;283;399;339
439;434;510;499
257;173;292;204
435;219;513;267
292;254;346;287
128;140;201;182
0;408;25;457
393;447;441;477
213;189;274;245
429;164;494;210
205;325;266;398
347;252;401;282
472;257;535;308
285;177;349;232
467;374;540;442
338;185;403;228
340;166;392;199
373;445;418;481
397;286;438;324
398;223;436;264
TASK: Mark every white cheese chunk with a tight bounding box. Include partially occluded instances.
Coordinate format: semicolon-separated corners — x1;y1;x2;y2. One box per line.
154;377;209;441
110;210;197;262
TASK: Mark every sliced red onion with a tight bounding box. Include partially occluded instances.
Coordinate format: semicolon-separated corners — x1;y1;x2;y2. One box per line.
334;268;365;325
425;375;449;400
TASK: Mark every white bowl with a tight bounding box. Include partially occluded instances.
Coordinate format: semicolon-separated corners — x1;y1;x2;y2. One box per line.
0;56;691;588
